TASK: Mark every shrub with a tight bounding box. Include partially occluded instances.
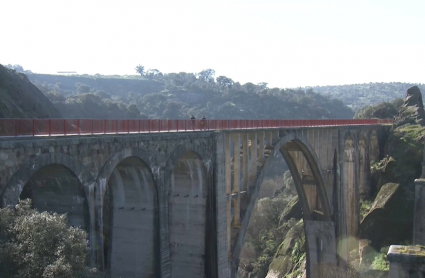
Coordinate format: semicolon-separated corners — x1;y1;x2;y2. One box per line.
0;199;103;278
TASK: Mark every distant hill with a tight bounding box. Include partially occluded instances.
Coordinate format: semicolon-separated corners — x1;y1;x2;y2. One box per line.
25;72;354;120
306;82;425;111
0;64;61;118
27;73;163;97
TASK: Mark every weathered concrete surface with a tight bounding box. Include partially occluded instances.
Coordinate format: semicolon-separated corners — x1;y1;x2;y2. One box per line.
387;245;425;278
304;221;336;278
414;179;425;245
104;158;158;277
0;125;389;277
169;153;208;277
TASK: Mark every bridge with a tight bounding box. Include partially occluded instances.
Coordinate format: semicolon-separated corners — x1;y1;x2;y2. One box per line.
0;118;392;278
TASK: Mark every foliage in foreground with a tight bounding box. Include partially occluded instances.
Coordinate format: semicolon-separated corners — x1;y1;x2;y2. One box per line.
0;199;103;278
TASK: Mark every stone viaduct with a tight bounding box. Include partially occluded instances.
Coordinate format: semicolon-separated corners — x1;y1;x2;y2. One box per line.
0;121;390;278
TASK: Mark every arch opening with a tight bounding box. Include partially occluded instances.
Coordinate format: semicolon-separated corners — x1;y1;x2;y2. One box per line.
238;136;333;278
102;156;159;277
169;151;210;278
20;164;89;230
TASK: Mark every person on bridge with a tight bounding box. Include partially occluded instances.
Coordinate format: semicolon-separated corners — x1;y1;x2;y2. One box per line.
200;116;207;130
190;115;196;130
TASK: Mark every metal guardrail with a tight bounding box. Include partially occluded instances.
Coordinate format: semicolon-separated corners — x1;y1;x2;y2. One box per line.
0;119;393;137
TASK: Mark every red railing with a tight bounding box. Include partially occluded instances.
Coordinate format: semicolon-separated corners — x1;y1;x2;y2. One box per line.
0;118;393;137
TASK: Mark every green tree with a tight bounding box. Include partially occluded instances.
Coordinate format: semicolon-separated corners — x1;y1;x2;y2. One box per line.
198;69;215;82
76;83;91;94
127;103;140;118
216;76;234;88
135;64;145;76
257;82;268;90
146;69;162;79
354;99;402;119
0;199;102;278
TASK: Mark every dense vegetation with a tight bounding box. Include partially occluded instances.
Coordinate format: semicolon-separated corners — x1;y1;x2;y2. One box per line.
18;66;355;120
0;199;103;278
354;98;403;119
239;171;305;277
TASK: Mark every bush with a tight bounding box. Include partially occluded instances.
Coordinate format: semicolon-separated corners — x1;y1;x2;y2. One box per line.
0;199;103;278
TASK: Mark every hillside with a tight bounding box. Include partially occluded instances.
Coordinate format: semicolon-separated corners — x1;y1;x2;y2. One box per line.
25;72;354;120
0;64;61;118
308;82;425;111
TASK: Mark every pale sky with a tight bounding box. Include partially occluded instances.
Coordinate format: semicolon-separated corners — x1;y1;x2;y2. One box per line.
1;0;424;88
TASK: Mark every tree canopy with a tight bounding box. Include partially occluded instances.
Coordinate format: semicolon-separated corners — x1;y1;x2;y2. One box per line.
29;69;354;120
0;199;103;278
135;64;145;76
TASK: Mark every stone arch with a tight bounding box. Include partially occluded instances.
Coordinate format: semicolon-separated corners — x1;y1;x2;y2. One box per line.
96;148;153;193
164;144;213;176
233;131;333;271
1;152;92;207
19;163;90;230
164;145;215;278
343;133;359;247
274;132;332;219
98;151;159;277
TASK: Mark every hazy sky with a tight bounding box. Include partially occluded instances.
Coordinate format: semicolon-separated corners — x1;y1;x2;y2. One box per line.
1;0;424;87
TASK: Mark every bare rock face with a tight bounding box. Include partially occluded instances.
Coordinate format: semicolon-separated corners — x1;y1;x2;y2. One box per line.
393;86;425;128
358;183;413;249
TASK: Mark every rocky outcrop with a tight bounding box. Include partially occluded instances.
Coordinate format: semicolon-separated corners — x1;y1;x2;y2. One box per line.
0;64;61;118
279;195;302;225
370;156;397;193
358;183;413;249
266;219;305;278
393;86;425;128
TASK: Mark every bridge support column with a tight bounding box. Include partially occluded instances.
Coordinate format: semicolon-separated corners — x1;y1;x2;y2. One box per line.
265;131;273;148
242;133;248;193
232;134;241;227
359;138;370;197
258;131;265;163
249;133;257;183
225;134;232;257
304;220;337;278
413;178;425;245
86;183;97;268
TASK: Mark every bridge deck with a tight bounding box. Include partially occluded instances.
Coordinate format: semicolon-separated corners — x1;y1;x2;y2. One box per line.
0;118;392;137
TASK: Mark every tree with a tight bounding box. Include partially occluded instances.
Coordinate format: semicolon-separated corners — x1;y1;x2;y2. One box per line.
146;69;162;79
135;64;145;76
5;64;24;73
0;199;103;278
354;99;402;119
163;101;183;118
127;103;141;118
216;76;234;89
76;83;91;94
257;82;268;90
198;69;215;82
